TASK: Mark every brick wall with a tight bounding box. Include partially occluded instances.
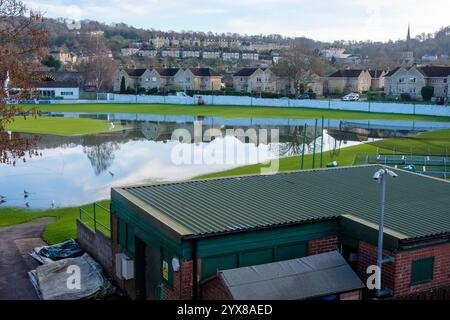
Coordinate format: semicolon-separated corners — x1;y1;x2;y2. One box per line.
394;243;450;296
76;219;113;275
163;259;202;300
308;236;338;255
201;277;231;300
357;241;450;297
357;241;395;292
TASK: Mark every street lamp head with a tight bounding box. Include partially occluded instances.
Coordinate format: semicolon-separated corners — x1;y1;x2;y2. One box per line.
373;168;399;181
373;169;383;181
386;169;398;178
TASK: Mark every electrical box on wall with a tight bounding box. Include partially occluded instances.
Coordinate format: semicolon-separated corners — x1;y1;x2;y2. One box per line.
121;256;135;280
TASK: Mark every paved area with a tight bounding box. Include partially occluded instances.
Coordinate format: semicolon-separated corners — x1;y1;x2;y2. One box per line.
0;218;54;300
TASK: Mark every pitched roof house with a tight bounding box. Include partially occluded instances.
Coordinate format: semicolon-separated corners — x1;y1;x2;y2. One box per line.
384;65;450;99
325;69;372;94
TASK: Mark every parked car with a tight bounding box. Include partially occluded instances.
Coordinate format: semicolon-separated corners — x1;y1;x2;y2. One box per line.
299;94;310;100
342;93;360;101
175;92;191;97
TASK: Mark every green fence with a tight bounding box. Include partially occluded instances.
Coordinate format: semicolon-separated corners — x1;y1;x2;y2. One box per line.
79;202;111;236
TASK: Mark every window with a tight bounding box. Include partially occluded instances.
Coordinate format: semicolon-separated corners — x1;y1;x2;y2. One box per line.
61;91;73;96
411;257;434;285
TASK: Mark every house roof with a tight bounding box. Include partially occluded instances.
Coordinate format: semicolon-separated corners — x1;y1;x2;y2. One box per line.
113;165;450;241
190;68;220;77
385;67;401;77
328;69;364;78
368;70;385;78
32;81;79;88
233;68;263;77
125;69;147;77
417;66;450;78
385;66;450;78
154;68;180;77
219;251;364;300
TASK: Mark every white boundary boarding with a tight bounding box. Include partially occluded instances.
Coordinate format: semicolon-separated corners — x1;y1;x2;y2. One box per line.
39;93;450;117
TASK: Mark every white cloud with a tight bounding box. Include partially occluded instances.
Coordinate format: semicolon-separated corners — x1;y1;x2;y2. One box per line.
190;8;226;15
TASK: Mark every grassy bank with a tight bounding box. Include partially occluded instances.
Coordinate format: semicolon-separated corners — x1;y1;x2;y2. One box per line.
28;103;450;122
5;116;119;136
199;129;450;179
0;201;110;244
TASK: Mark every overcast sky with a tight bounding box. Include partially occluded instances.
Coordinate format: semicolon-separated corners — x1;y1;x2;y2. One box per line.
23;0;450;42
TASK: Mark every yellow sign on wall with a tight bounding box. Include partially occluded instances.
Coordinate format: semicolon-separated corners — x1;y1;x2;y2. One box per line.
162;260;169;281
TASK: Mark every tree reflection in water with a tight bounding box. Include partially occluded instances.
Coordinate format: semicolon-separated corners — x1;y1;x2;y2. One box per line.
82;135;120;176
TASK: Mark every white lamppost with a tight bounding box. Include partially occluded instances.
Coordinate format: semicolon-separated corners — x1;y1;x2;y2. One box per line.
373;168;398;297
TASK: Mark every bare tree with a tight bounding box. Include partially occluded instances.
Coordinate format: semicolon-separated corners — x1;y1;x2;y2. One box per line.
0;0;48;164
78;36;118;92
273;47;328;96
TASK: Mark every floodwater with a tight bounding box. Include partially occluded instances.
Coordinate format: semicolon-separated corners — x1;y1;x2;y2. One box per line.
1;113;448;209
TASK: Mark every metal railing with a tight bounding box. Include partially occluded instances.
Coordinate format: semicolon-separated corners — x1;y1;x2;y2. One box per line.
79;202;111;235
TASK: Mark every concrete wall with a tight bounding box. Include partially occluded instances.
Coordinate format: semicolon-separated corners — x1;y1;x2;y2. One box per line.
76;219;113;276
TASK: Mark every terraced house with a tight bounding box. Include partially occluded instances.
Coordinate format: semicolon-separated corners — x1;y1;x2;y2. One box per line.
113;68;222;92
384;65;450;99
109;165;450;300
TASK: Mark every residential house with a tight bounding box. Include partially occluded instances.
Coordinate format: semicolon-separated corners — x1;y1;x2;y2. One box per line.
233;68;277;93
422;55;439;63
202;50;221;60
113;67;222;93
153;68;180;91
384;65;450;99
50;46;73;64
369;70;388;91
325;69;372;94
149;36;172;49
188;68;222;91
182;50;201;59
222;52;240;61
161;48;181;59
138;49;158;58
120;47;140;57
242;52;259;61
113;68;153;91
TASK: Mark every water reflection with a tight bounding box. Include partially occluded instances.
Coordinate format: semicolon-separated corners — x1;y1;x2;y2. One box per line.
0;117;439;209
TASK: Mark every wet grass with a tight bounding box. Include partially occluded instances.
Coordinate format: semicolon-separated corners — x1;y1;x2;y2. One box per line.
5;116;119;136
26;103;450;122
0;201;111;244
198;129;450;179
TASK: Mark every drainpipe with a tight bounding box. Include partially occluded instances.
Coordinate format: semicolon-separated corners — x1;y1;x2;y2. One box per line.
192;240;198;300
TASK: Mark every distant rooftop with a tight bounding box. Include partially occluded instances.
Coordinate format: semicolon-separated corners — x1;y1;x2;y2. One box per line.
113;165;450;241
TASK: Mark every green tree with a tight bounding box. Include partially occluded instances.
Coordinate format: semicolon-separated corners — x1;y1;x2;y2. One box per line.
42;55;61;71
421;86;434;101
119;76;126;93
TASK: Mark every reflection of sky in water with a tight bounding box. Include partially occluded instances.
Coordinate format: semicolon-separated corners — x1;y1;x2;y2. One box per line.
0;122;377;209
0;136;282;209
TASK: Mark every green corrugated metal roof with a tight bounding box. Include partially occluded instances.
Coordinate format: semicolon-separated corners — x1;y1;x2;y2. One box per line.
115;165;450;240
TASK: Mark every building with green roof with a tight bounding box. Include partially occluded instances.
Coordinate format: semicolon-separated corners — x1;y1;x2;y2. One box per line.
109;164;450;300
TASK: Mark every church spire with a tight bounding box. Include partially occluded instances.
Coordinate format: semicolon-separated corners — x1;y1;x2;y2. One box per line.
407;24;411;50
